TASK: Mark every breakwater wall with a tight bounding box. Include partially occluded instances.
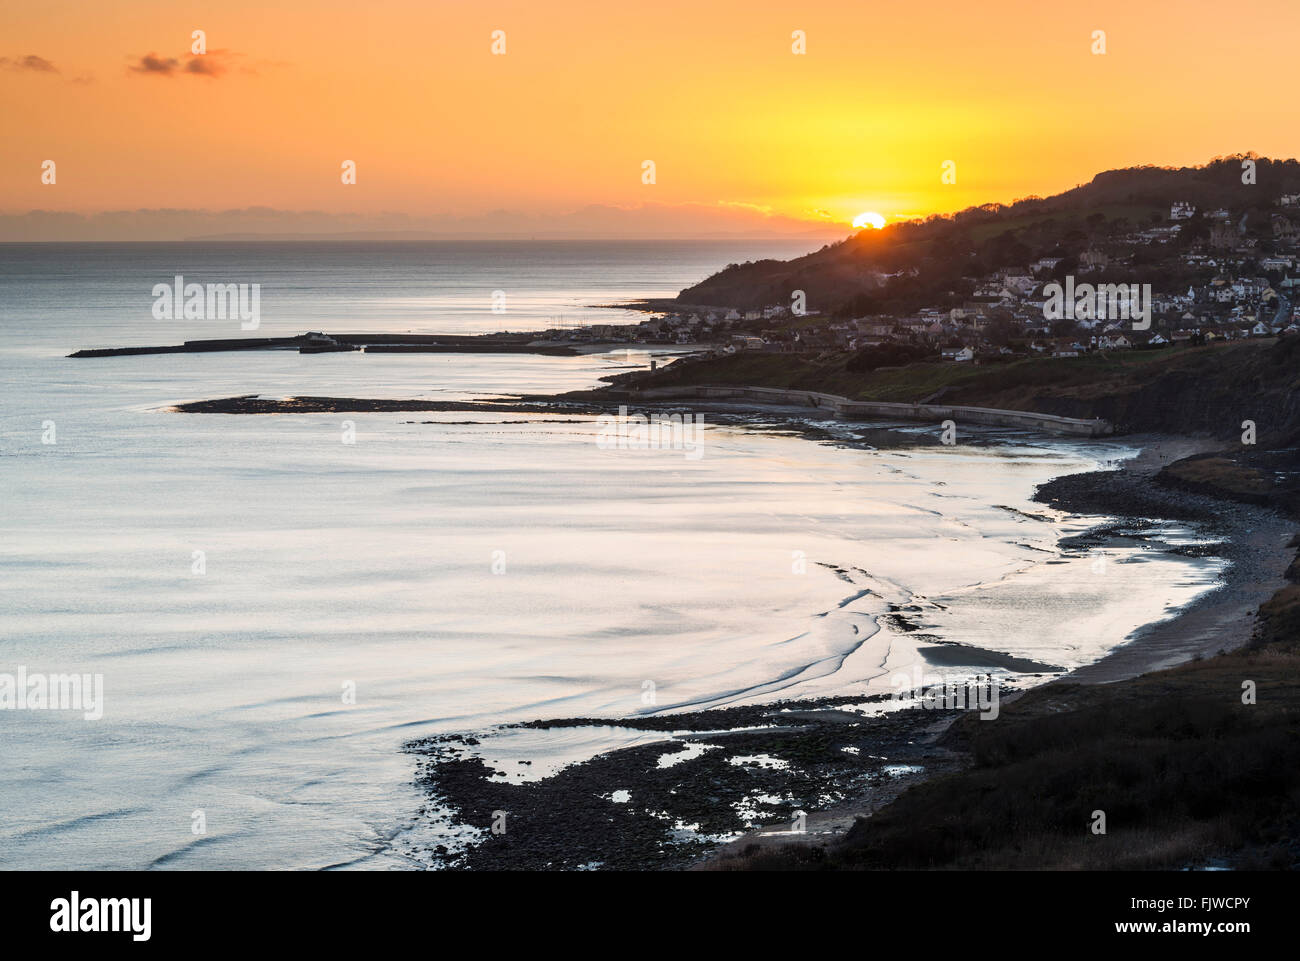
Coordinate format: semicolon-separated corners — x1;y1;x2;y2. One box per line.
631;385;1113;437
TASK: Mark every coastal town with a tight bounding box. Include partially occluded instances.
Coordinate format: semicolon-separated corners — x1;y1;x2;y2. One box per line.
545;192;1300;363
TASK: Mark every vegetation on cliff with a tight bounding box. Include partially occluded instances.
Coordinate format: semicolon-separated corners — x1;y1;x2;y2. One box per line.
619;336;1300;449
677;155;1300;314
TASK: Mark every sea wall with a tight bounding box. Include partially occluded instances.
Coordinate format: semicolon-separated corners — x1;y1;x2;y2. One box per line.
631;385;1113;437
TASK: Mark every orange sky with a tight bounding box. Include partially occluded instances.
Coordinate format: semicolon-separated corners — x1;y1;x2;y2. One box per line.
2;0;1296;234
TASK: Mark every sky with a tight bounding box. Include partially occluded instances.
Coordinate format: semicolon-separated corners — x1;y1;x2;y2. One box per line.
2;0;1296;239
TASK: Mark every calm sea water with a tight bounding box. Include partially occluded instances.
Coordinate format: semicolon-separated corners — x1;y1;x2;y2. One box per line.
0;242;1220;869
0;240;817;349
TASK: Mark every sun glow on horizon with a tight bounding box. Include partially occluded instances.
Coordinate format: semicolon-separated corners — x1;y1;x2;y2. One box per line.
1;2;1296;233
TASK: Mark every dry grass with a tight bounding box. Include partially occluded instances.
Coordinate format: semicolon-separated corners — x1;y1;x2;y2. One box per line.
1160;456;1273;502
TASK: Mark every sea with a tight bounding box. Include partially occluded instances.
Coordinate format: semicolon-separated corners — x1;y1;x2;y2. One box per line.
0;240;1222;869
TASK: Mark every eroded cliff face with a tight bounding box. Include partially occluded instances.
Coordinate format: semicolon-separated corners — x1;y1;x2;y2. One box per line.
950;337;1300;442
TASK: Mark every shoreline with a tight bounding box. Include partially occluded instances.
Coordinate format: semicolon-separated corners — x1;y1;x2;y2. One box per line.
1035;433;1295;684
396;409;1291;869
698;432;1296;870
695;431;1294;867
154;380;1295;868
156;383;1294;868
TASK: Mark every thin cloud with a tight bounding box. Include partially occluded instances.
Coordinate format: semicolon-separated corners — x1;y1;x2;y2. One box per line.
129;49;241;79
1;54;60;73
185;57;223;77
717;200;775;216
128;53;180;76
185;49;240;77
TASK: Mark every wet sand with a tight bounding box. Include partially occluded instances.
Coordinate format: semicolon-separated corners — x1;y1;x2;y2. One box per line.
1035;434;1296;684
698;436;1296;867
164;393;1292;866
402;424;1295;869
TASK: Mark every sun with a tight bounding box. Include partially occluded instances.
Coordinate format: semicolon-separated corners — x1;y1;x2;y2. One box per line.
853;211;887;230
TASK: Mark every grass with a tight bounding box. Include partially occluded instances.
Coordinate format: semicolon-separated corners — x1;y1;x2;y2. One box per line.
962;203;1167;244
1258;586;1300;653
640;341;1219;405
629;338;1300;440
1159;455;1273;503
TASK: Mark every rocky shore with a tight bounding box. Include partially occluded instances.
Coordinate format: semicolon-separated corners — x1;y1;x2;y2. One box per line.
401;421;1298;870
163;379;1298;869
404;691;974;870
709;433;1300;870
1036;434;1296;683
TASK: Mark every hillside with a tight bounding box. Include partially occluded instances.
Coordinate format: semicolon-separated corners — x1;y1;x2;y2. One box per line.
677;154;1300;312
609;336;1300;446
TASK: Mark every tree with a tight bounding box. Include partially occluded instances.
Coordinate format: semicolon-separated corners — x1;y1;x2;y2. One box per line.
985;314;1019;347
